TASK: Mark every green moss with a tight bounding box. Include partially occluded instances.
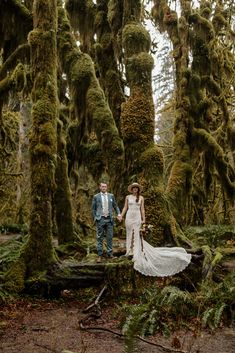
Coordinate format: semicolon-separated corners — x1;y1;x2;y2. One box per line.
193;128;235;199
5;258;27;293
22;0;58;278
189;12;215;40
139;145;164;181
81;143;105;180
57;2;124;187
142;191;176;246
166;160;192;196
126;52;154;87
12;63;26;91
122;22;151;57
30;121;56;156
54;115;74;245
107;0;122;34
227;125;235;149
105;260;153;296
66;0;95;44
121;88;154;146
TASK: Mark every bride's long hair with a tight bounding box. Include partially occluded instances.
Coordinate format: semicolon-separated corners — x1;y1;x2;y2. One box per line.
136;188;140;203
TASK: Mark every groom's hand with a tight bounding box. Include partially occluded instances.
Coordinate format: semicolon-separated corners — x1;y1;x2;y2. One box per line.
117;214;122;222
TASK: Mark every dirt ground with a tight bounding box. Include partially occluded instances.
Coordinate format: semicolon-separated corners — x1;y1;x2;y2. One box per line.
0;291;234;353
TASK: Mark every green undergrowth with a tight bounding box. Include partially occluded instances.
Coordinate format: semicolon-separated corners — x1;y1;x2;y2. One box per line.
184;225;235;248
121;273;234;352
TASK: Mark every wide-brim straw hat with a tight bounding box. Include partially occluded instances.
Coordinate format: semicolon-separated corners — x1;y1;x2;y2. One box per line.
128;182;143;193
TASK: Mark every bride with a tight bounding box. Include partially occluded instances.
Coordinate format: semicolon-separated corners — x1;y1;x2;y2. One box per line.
121;182;191;277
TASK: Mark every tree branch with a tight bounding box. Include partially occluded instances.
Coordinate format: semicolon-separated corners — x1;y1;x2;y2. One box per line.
0;43;29;79
193;127;235;198
5;0;32;20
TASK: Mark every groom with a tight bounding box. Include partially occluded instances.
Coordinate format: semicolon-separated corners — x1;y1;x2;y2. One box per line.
92;182;122;262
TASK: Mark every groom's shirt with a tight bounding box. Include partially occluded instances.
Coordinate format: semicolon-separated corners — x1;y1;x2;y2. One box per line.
101;192;109;217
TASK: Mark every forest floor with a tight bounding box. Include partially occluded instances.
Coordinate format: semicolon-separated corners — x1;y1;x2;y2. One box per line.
0;233;234;353
0;291;234;353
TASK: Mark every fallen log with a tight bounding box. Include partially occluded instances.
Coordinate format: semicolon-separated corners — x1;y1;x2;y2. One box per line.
25;260;106;296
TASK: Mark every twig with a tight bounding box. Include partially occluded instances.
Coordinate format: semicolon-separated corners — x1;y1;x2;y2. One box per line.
80;321;123;337
34;342;59;352
79;323;187;353
82;285;107;313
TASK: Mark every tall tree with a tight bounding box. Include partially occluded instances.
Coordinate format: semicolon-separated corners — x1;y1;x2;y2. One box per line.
152;0;235;225
5;0;58;291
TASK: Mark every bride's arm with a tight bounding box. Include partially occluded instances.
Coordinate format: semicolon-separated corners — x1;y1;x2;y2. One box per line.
121;196;128;218
140;196;145;224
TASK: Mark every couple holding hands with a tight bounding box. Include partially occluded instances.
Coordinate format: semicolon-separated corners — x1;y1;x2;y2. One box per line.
92;182;191;277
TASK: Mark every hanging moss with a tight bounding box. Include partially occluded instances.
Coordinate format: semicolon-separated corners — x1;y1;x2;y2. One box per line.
212;4;228;34
189;12;215;41
12;62;26;91
199;1;212;19
54;116;75;245
57;1;124;188
0;0;32;62
81;142;105;180
65;0;95;53
0;62;26;95
94;1;125;133
227;125;235;150
107;0;123;36
193;128;235;199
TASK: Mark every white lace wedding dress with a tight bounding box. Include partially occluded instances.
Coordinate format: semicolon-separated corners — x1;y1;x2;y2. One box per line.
125;195;191;277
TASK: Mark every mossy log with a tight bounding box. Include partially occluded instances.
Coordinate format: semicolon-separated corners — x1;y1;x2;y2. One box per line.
24;259;154;297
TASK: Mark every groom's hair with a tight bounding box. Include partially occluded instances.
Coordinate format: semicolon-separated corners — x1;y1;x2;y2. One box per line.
100;181;108;185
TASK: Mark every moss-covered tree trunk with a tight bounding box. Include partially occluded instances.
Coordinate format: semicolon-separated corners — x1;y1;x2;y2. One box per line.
152;0;235;227
57;0;124;194
152;0;193;226
26;0;58;272
54;112;74;244
5;0;58;292
105;0;176;245
94;0;125;132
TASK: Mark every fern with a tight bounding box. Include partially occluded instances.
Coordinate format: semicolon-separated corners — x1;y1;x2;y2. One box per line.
161;285;192;307
0;235;28;272
202;303;226;329
122;285;194;344
199;273;234;328
122;305;148;353
214;303;226;328
121;275;233;339
0;285;14;303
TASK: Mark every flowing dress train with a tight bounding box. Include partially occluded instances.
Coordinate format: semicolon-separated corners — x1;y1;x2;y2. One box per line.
125;195;191;277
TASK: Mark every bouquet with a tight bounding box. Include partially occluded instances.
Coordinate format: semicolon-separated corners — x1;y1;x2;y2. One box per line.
140;224;153;255
140;223;153;237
